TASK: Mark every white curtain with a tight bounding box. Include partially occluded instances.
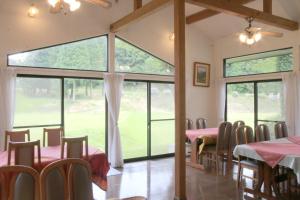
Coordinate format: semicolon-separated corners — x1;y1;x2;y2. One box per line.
216;78;226;124
282;72;300;136
0;68;17;150
104;73;124;167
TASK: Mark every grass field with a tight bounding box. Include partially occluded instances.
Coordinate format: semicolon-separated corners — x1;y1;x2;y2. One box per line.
14;78;175;159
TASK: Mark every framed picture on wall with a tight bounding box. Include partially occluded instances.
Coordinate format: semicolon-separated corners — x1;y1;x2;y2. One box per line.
193;62;210;87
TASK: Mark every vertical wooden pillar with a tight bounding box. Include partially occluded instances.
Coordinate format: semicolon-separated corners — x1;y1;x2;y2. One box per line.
174;0;186;199
263;0;272;14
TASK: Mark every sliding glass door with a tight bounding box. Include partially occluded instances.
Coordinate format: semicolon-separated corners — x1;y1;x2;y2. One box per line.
150;83;175;156
226;80;284;138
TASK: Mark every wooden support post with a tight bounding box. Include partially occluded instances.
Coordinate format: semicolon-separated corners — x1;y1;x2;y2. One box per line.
263;0;272;14
134;0;142;10
174;0;186;199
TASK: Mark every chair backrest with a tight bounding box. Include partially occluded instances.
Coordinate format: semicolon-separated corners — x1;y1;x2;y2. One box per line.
61;136;89;159
236;125;254;145
4;129;30;151
255;124;270;142
185;119;193;130
43;127;64;147
274;121;288;139
230;121;245;150
7;140;41;167
0;165;40;200
196;118;207;129
40;158;93;200
216;122;232;153
68;159;93;200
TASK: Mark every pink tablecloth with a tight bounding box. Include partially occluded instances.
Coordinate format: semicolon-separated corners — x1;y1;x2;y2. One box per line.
185;128;218;143
0;146;110;190
248;141;300;168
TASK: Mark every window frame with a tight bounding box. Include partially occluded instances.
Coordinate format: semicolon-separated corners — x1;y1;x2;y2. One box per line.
14;74;109;153
114;36;174;77
225;79;283;130
7;34;109;73
223;47;293;78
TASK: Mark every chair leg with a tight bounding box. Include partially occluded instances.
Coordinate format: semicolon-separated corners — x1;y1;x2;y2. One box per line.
216;155;219;175
237;163;242;188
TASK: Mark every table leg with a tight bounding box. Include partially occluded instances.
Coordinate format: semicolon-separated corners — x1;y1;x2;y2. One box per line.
186;139;204;170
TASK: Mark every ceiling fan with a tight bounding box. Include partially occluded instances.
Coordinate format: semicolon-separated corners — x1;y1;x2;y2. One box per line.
48;0;112;14
238;17;283;45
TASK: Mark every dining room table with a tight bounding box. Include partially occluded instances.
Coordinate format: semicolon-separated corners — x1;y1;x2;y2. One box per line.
0;145;110;191
233;136;300;199
185;128;219;169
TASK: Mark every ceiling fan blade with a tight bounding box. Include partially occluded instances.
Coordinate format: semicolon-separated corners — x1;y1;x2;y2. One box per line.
261;31;283;38
85;0;112;8
247;27;262;32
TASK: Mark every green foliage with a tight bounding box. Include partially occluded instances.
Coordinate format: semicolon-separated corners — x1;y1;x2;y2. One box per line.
115;38;174;75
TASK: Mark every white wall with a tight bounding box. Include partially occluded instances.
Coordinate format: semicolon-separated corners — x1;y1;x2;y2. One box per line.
0;1;216;127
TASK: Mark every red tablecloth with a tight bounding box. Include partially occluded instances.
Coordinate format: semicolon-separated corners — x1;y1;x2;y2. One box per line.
248;140;300;168
185;128;218;143
0;146;110;190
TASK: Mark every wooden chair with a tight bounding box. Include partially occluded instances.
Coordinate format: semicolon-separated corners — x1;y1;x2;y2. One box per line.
186;118;193;130
7;140;41;168
40;158;93;200
196;118;207;129
4;129;30;150
275;121;288;139
255;124;270;142
229;120;245;158
43;127;64;147
202;122;232;174
61;136;89;159
236;125;258;188
0;165;40;200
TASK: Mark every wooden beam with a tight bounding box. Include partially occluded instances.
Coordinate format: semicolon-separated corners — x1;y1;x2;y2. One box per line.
174;0;186;199
187;0;298;31
186;0;254;24
134;0;142;10
263;0;272;14
110;0;170;32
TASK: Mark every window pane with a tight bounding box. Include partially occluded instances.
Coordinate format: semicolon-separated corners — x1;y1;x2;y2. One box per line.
115;37;174;75
151;83;174;119
151;120;175;156
8;36;108;71
225;48;293;77
14;77;61;127
119;82;147;159
64;79;106;150
257;81;284;121
227;83;255;128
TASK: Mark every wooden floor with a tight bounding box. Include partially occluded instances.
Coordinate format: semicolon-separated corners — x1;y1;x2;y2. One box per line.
94;157;244;200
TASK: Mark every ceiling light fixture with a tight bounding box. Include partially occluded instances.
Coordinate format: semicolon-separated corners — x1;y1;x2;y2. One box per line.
239;17;262;46
28;4;39;18
48;0;81;14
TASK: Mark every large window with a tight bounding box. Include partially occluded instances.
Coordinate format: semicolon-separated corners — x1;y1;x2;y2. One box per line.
64;79;106;149
115;37;174;76
119;82;148;159
14;76;106;149
226;80;284;138
224;48;293;77
8;35;108;71
14;77;62;141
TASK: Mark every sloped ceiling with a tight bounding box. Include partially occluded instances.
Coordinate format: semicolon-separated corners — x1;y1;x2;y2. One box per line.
185;0;300;40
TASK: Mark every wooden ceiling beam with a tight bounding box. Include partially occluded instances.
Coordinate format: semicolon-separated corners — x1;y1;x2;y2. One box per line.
186;0;298;31
263;0;272;14
134;0;143;10
186;0;255;24
110;0;170;33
